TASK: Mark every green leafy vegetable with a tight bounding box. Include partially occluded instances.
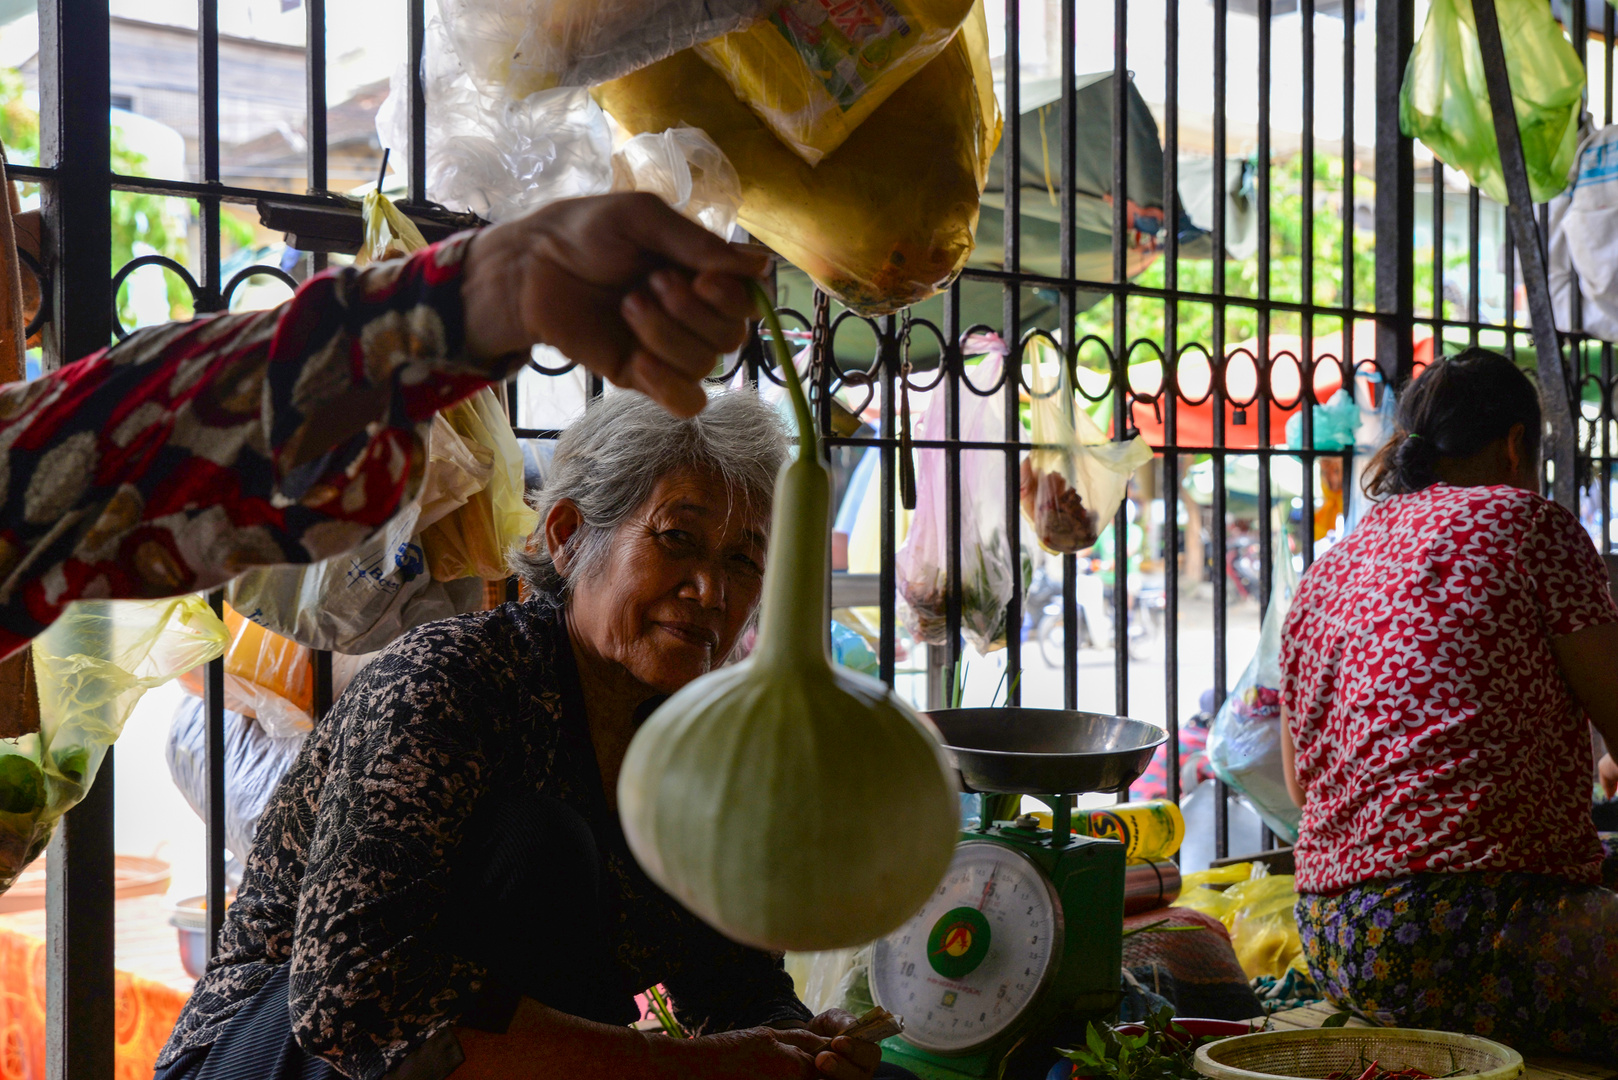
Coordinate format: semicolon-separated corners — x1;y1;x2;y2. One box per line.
1057;1005;1214;1080
615;282;960;952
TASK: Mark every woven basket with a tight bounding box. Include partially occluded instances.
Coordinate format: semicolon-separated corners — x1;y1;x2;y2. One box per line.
1193;1028;1524;1080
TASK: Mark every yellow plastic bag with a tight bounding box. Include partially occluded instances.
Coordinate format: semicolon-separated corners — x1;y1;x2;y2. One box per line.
419;389;538;581
597;0;1000;316
0;597;227;893
358;189;429;265
177;605;315;738
1170;862;1304;980
695;0;976;166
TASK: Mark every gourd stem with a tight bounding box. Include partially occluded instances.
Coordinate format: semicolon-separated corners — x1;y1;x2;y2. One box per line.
748;280;830;666
748;280;818;464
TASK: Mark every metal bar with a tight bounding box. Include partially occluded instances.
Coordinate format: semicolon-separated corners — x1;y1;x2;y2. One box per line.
314;649;335;720
1002;0;1022;707
1471;0;1575;509
205;592;227;957
1112;0;1130;720
39;0;115;1071
1468;186;1480;349
1061;0;1079;710
1256;0;1274;629
199;0;221;310
1212;0;1230;859
1375;0;1416;387
307;0;328;194
1163;0;1182;806
880;314;898;686
943;285;963;677
408;0;428;203
1431;160;1444;326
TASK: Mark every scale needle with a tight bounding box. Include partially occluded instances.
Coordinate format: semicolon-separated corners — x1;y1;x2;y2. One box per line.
976;865;998;910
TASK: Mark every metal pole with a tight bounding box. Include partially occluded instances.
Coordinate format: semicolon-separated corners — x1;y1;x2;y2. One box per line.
1375;0;1416;389
1471;0;1576;510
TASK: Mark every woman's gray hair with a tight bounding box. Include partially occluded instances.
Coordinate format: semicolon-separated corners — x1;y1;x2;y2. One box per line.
511;389;789;597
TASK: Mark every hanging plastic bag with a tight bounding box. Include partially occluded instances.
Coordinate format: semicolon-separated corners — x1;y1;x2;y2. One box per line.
1399;0;1584;206
1549;124;1618;342
612;127;743;239
165;696;307;862
1206;556;1303;843
439;0;772;99
419;389;538;581
694;0;976;166
1020;340;1153;555
175;605;319;739
359;190;428;265
896;345;1015;654
1344;374;1397;535
227;504;487;655
597;0;1000;316
0;597;228;893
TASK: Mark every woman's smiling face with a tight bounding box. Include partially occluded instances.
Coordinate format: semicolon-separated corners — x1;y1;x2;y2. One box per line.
556;466;769;694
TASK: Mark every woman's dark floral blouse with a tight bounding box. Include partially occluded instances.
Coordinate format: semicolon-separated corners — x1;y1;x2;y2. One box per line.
158;597;810;1080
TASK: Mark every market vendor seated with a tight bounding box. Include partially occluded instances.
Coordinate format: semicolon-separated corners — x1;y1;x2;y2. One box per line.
1278;349;1618;1061
155;390;913;1080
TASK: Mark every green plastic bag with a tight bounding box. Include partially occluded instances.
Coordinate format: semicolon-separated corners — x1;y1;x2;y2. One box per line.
0;596;227;892
1399;0;1584;205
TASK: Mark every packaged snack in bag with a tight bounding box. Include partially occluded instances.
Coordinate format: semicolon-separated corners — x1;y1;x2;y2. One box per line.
596;0;999;316
1207;556;1303;842
0;598;227;893
695;0;976;165
895;346;1015;653
1020;340;1154;554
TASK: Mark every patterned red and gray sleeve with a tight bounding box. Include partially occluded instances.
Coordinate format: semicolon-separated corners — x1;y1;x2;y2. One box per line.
0;230;523;658
1521;497;1618;639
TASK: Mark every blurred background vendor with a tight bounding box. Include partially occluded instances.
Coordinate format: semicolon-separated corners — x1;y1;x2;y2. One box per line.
1279;349;1618;1061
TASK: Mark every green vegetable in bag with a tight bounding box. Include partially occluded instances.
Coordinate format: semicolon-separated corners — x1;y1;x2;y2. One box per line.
1399;0;1584;205
0;596;227;893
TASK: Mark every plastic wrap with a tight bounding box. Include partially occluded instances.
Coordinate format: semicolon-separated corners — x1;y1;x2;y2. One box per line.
695;0;975;165
358;190;428;265
176;605;314;738
1020;340;1153;555
420;388;539;581
439;0;771;98
227;504;487;655
896;348;1014;653
612;127;742;238
1399;0;1583;206
376;17;616;223
166;696;307;861
0;598;228;893
1206;555;1303;843
596;0;1000;316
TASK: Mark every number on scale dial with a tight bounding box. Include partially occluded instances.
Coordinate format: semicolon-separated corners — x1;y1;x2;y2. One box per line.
870;841;1062;1055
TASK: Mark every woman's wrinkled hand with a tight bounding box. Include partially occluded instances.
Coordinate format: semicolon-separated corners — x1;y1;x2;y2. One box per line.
804;1010;884;1080
462;192;770;419
686;1025;826;1079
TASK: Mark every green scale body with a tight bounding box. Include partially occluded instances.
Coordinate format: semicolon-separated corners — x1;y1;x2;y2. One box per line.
870;806;1126;1080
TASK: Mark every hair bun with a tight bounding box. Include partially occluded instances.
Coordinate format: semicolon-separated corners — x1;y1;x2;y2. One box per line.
1392;430;1440;491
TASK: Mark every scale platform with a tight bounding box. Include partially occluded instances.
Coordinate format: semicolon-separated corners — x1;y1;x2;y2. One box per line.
871;708;1166;1080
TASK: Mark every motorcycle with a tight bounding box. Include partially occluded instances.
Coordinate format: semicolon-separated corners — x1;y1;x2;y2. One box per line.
1028;559;1163;666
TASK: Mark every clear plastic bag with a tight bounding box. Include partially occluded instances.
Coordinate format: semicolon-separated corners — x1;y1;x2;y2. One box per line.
227;504;487;655
694;0;976;165
1399;0;1584;206
1020;340;1153;555
165;696;307;862
358;190;428;265
376;18;616;223
896;347;1014;654
419;389;539;582
0;597;228;892
611;127;742;239
1207;556;1303;843
596;0;1000;316
176;605;313;738
786;945;875;1015
439;0;771;99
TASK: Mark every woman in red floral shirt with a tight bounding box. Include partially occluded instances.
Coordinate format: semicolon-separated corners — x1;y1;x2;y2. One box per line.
1280;350;1618;1060
0;193;766;659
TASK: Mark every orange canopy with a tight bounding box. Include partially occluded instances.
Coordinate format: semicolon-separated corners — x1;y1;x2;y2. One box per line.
1126;322;1434;449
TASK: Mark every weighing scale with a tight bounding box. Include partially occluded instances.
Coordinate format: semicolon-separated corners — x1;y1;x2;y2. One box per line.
871;708;1166;1080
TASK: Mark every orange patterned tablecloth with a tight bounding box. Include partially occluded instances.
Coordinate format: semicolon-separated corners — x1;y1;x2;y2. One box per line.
0;927;188;1080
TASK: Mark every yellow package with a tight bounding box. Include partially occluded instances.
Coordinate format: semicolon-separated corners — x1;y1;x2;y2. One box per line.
419;388;538;581
597;0;1000;316
695;0;975;165
1170;862;1305;980
179;604;314;737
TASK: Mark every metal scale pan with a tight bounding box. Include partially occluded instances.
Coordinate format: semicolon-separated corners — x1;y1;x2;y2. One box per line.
924;707;1166;796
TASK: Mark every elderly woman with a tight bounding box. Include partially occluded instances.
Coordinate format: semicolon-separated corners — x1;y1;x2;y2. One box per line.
1279;349;1618;1060
156;390;914;1080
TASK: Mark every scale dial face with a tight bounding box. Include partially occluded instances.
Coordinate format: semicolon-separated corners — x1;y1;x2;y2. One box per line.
870;840;1063;1055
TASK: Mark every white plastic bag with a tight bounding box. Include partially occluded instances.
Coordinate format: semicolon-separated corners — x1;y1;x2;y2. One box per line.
612;127;742;239
1551;125;1618;342
896;348;1015;654
440;0;771;98
226;504;486;655
166;696;307;861
1206;557;1302;842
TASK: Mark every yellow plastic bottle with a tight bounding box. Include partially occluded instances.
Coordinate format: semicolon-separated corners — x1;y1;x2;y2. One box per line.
1074;799;1186;861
